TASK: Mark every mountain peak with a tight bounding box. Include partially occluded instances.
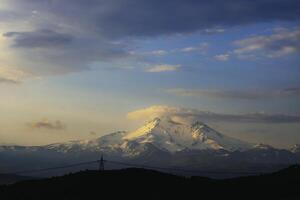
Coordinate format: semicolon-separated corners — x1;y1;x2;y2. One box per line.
122;116;251;152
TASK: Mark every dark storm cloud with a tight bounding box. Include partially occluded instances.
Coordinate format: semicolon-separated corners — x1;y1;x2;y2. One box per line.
4;30;73;48
96;0;300;38
10;0;300;38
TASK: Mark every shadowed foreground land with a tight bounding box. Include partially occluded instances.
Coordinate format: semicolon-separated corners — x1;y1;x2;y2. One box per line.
0;174;33;185
0;166;300;200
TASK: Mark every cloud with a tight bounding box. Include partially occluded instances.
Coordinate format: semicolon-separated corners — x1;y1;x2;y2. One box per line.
1;0;300;78
166;87;300;100
147;50;168;56
127;105;187;120
127;105;300;124
234;28;300;58
0;67;27;84
203;28;225;34
28;119;66;130
0;76;20;84
180;43;209;54
129;49;168;57
2;29;130;76
145;64;181;73
214;54;230;61
4;29;73;48
131;43;209;58
180;47;197;53
10;0;299;38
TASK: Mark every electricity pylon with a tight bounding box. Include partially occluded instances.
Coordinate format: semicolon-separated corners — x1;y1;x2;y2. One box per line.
99;154;105;171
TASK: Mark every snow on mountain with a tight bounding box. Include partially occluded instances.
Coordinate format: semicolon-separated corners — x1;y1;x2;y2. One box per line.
1;117;296;158
122;116;252;152
6;117;251;156
291;144;300;154
253;143;275;150
1;117;300;175
42;131;128;153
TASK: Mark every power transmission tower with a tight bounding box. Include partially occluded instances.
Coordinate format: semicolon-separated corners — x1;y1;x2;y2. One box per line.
99;154;105;171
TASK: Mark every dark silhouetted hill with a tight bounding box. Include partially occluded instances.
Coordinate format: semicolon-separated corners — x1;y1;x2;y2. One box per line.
0;174;33;185
0;166;300;200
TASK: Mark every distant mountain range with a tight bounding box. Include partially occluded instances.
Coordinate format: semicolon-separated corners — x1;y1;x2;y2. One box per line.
0;116;300;176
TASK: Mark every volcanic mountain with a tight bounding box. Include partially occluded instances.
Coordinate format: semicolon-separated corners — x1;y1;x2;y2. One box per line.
0;117;299;176
29;116;252;156
122;117;251;152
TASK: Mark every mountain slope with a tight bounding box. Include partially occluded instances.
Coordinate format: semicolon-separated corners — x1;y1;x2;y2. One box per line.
123;117;251;152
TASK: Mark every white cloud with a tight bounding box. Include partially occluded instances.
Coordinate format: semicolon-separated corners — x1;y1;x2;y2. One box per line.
214;54;230;61
181;47;198;52
133;43;209;58
127;105;191;120
180;42;209;54
127;105;201;124
145;64;181;73
148;50;168;56
127;105;300;123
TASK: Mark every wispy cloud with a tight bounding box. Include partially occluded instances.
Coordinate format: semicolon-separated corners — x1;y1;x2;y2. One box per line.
131;43;209;58
0;67;27;84
0;76;20;84
202;28;225;34
28;119;66;130
147;50;168;56
166;87;300;99
179;43;209;54
128;105;300;124
145;64;181;73
233;28;300;58
4;29;73;49
214;54;230;61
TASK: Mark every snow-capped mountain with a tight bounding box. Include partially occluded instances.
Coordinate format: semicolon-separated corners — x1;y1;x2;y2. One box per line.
22;117;251;156
122;117;251;152
0;117;299;176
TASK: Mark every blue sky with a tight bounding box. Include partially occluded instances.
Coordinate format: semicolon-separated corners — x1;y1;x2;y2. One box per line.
0;0;300;147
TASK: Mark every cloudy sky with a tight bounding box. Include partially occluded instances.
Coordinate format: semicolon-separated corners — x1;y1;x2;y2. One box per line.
0;0;300;148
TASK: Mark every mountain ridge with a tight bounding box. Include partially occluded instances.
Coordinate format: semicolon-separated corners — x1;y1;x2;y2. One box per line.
0;117;299;176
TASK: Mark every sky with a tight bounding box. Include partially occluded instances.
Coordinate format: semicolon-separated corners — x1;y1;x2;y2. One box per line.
0;0;300;148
